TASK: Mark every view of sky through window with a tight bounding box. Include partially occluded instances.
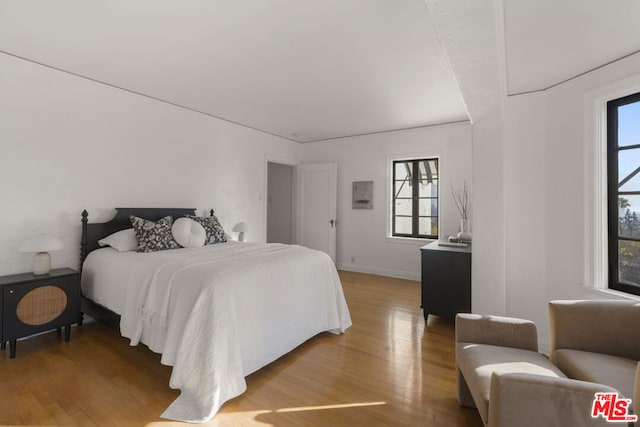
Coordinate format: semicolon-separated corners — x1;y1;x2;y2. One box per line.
617;99;640;286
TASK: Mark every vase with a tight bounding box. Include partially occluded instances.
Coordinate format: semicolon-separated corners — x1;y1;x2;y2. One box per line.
457;218;472;242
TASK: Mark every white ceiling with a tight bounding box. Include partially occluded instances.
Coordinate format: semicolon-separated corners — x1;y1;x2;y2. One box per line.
1;1;639;141
0;0;469;143
504;0;640;95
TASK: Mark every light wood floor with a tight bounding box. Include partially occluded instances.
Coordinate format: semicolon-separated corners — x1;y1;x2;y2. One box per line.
0;271;482;426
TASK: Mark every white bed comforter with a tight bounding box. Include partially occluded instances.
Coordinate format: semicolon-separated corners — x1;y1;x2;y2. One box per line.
82;242;352;422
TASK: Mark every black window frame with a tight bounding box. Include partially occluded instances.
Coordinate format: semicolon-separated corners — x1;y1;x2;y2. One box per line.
391;158;439;239
607;90;640;296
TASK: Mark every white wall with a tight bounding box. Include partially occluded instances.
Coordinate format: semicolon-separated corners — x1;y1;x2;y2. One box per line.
297;122;472;280
0;53;297;275
502;53;640;350
503;92;548;332
427;0;507;316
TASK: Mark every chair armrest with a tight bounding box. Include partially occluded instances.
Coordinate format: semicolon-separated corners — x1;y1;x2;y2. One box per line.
455;313;538;351
489;373;618;427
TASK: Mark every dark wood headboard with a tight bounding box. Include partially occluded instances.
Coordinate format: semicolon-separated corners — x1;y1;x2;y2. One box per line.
80;207;203;268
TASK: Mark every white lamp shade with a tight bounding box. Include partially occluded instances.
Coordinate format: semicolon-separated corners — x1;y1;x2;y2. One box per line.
19;234;64;253
232;222;249;233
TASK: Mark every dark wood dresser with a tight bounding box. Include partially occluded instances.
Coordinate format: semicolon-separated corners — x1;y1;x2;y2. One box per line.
420;241;471;321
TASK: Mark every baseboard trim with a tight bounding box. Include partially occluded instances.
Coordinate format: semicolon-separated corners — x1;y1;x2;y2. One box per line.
336;263;419;281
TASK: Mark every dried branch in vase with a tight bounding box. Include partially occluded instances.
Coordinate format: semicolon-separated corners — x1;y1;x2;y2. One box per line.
451;182;471;220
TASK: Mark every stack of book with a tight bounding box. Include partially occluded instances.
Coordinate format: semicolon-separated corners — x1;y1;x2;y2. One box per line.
437;235;471;248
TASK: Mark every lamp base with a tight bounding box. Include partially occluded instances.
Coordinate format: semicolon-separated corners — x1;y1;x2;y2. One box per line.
238;232;246;242
33;252;51;275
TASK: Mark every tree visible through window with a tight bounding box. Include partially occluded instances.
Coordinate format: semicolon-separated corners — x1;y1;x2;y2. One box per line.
392;158;438;239
607;91;640;296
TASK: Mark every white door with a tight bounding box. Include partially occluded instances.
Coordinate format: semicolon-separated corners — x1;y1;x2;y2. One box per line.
296;163;337;261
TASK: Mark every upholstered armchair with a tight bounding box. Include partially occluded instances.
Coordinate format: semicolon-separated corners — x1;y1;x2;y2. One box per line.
455;313;617;426
549;299;640;420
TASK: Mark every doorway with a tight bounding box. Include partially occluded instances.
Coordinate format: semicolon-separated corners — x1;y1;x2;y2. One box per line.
267;162;295;244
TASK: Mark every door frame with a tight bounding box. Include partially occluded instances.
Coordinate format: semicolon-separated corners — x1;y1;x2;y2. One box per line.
263;155;297;243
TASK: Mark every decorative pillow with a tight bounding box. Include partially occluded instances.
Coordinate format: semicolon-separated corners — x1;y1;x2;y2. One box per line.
98;228;138;252
129;215;180;252
187;214;228;244
171;218;206;248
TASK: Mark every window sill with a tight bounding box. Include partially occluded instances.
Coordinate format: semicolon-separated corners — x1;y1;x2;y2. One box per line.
581;285;640;301
385;236;436;246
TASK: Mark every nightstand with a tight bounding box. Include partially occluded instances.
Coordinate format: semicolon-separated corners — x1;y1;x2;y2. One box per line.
0;268;81;358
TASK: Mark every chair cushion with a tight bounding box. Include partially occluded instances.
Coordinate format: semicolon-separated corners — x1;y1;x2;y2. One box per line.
457;342;566;424
553;349;637;399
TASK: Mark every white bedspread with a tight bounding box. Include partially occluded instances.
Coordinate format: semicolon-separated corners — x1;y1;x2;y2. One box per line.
81;242;352;422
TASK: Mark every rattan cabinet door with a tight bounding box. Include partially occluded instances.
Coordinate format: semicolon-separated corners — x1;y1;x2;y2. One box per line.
2;274;79;340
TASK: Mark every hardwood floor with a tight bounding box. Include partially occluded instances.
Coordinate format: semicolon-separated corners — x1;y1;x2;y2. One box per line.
0;271;482;426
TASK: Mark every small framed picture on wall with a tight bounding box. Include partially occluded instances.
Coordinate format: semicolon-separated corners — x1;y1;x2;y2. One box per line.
352;181;373;209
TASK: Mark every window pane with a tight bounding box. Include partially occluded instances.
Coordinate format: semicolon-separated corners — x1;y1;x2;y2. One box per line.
419;217;437;236
395;162;412;181
395;199;412;216
418;159;438;179
395;216;412;234
618;195;640;238
391;158;438;238
609;93;640;296
619;148;640;190
619;240;640;285
419;180;438;197
618;101;640;147
619;173;640;192
394;180;413;198
419;199;437;216
418;161;427;180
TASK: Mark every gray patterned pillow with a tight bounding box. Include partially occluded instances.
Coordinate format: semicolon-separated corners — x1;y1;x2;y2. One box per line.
130;215;181;252
187;215;228;244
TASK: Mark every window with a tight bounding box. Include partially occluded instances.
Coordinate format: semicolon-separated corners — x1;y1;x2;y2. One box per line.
392;158;438;239
607;91;640;296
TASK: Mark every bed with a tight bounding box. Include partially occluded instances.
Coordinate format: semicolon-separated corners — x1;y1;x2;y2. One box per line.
79;208;352;423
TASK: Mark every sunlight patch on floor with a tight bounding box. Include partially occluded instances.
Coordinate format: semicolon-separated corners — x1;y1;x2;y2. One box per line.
144;402;387;426
275;401;387;413
145;409;272;427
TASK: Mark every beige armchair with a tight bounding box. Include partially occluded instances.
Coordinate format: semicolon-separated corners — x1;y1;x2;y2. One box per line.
455;309;631;426
549;299;640;419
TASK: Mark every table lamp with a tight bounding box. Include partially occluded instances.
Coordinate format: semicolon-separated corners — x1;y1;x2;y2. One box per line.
232;222;249;242
19;234;63;275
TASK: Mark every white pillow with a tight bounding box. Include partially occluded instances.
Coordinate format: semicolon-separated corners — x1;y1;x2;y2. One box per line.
98;228;138;252
171;217;206;248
